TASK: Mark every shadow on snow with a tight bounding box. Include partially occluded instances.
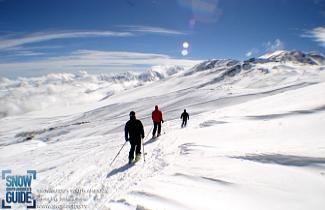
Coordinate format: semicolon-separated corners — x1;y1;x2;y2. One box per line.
246;105;325;120
143;137;157;146
107;163;135;178
231;153;325;167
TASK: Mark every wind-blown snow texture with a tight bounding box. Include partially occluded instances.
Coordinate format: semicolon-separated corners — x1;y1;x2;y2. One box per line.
1;50;325;210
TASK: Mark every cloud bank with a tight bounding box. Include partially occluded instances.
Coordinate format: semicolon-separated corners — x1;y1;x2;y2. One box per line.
0;66;186;118
0;50;201;78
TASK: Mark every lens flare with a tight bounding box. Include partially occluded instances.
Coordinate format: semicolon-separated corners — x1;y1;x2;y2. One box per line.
181;49;188;56
183;41;189;49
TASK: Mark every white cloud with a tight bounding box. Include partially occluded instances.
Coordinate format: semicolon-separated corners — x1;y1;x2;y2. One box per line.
245;48;259;57
120;25;186;35
302;27;325;47
0;50;202;77
264;39;285;52
10;50;45;56
0;26;186;52
17;45;63;50
246;51;253;57
0;45;64;60
0;30;133;50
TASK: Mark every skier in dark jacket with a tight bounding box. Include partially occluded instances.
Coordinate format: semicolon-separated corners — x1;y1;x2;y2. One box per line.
180;109;189;127
152;105;164;138
125;111;144;163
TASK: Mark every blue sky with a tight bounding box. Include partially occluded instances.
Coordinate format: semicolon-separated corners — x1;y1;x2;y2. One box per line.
0;0;324;78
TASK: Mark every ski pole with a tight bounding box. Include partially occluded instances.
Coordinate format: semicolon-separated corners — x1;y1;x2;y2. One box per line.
109;141;127;167
142;126;153;162
142;138;145;162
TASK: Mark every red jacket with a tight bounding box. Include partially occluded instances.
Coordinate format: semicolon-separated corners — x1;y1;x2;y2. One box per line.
152;109;163;123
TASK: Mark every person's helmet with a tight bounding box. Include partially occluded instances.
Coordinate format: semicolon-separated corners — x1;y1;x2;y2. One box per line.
184;109;186;112
155;105;158;110
129;111;135;117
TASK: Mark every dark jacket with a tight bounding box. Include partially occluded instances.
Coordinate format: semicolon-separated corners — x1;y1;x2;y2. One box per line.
125;116;144;141
181;112;189;120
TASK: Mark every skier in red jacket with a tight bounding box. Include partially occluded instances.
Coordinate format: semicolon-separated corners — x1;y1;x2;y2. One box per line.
152;105;164;138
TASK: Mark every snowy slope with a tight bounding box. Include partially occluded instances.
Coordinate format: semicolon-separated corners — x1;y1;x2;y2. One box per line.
1;51;325;210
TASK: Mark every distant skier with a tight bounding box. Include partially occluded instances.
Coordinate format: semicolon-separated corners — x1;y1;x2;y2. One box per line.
125;111;144;163
180;109;189;127
152;105;164;138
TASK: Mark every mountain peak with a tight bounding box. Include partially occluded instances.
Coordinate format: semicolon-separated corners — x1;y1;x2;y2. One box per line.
259;50;325;65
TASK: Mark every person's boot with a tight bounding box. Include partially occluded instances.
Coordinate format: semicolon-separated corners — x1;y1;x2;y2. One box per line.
128;157;133;164
135;154;141;162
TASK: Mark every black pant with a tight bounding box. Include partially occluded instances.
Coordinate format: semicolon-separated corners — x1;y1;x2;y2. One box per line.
182;119;187;127
152;122;161;137
129;138;141;160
